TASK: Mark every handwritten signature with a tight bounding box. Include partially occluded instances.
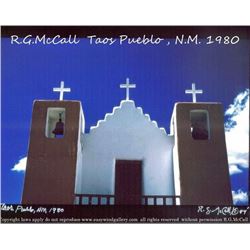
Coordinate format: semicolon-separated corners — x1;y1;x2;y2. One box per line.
0;204;64;214
197;206;249;216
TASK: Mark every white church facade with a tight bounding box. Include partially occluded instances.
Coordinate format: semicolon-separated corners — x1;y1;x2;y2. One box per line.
22;78;233;206
76;99;175;205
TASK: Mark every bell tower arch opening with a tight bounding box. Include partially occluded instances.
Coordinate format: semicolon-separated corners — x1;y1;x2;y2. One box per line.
190;109;210;140
45;107;66;138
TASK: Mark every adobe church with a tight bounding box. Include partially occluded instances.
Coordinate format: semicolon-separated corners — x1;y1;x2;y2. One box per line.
22;79;233;205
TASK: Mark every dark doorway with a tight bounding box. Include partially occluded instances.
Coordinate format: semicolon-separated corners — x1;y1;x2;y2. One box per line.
115;160;142;205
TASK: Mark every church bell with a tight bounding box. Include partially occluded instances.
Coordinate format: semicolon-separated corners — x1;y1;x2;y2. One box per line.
52;113;64;137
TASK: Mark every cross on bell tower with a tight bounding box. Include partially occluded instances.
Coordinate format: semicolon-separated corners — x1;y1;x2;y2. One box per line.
53;81;71;100
185;83;203;103
120;78;136;101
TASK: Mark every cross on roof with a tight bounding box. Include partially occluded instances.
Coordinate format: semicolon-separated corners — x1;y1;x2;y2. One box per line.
185;83;203;103
120;78;136;101
53;81;71;100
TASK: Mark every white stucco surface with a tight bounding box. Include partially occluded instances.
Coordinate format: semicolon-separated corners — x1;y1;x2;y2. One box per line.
75;100;175;197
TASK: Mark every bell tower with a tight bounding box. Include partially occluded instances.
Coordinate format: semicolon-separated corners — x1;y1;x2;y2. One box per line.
22;81;84;204
171;83;232;205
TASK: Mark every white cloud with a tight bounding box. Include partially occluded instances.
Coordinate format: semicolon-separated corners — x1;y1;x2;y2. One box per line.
225;89;249;174
232;189;249;205
225;90;249;117
229;165;242;175
11;157;27;172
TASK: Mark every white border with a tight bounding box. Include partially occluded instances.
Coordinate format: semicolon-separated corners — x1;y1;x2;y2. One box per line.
1;224;250;249
0;1;250;25
1;1;249;249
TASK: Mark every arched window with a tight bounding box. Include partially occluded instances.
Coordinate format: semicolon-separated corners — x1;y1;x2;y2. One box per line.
190;110;210;140
45;107;66;138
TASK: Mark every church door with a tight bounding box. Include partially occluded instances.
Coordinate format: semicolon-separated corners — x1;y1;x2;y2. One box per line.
115;160;142;205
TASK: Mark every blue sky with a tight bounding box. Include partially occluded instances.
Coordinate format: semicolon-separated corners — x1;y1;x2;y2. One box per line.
1;35;249;204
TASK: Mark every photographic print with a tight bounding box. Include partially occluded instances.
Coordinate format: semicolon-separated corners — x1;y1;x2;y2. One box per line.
1;26;249;223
